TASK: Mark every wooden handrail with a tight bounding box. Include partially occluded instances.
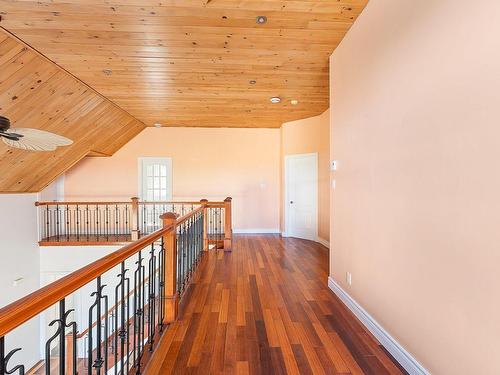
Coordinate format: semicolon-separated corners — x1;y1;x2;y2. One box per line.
35;200;204;206
138;201;203;206
35;201;131;206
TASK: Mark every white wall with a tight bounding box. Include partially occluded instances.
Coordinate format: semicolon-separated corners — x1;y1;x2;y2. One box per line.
0;178;66;370
38;175;65;201
329;0;500;374
0;194;41;370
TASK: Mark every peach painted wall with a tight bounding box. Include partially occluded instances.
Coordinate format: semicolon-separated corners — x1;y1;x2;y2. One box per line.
329;0;500;374
281;110;330;241
65;127;281;232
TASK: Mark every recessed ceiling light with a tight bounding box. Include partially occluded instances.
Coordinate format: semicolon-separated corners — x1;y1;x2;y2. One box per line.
256;16;267;24
270;97;281;104
102;68;112;76
249;80;257;85
154;123;162;128
291;99;299;105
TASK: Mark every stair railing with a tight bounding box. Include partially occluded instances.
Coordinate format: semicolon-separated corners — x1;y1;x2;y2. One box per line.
35;198;232;250
0;198;232;375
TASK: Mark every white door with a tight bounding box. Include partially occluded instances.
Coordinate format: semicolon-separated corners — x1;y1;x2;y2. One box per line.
139;158;173;232
139;157;172;202
285;153;318;241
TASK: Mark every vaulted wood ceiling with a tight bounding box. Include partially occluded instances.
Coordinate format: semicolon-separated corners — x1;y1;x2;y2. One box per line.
0;31;145;192
0;0;368;128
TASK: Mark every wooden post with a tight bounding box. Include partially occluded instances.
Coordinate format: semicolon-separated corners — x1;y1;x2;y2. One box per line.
160;212;178;322
200;199;209;251
224;197;232;251
131;197;140;241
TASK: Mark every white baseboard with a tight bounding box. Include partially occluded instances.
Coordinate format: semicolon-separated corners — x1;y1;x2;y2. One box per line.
328;277;430;375
233;228;280;234
316;237;330;248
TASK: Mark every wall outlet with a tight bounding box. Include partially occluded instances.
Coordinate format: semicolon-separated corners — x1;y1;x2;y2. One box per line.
346;272;352;286
331;160;338;171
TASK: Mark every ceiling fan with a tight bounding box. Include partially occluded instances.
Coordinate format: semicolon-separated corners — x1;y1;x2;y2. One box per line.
0;116;73;151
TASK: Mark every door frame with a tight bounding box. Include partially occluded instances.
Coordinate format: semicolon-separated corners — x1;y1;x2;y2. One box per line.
138;157;173;201
283;152;318;241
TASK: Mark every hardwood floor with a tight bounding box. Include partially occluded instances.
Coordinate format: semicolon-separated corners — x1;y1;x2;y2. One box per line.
147;235;408;375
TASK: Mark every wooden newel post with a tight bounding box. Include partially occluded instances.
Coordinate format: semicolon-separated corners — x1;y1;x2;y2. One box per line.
200;199;209;251
224;197;232;251
131;197;140;241
160;212;179;322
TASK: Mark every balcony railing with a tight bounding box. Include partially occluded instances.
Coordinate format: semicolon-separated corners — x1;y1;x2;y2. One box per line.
0;198;232;375
35;198;232;250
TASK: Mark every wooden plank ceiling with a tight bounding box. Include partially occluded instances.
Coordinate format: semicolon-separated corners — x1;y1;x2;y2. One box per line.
0;30;145;192
0;0;368;128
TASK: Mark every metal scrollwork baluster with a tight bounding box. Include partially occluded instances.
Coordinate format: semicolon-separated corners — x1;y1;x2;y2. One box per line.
158;236;165;333
88;277;108;375
1;337;25;375
147;243;157;351
177;227;182;295
114;262;130;375
44;299;77;375
133;250;145;374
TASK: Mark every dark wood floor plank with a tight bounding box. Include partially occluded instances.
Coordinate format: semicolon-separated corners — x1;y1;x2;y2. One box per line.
148;235;406;375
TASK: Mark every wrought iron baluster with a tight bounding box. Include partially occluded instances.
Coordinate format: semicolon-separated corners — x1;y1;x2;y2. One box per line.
125;274;131;374
55;204;60;242
65;204;70;241
142;204;146;235
115;204;119;240
158;236;165;332
186;218;191;282
88;277;107;375
153;205;157;232
176;227;182;295
44;299;77;375
133;250;146;373
114;262;129;375
180;223;185;294
183;221;188;292
210;208;214;247
219;207;222;242
45;205;50;240
200;212;204;258
85;205;90;241
147;243;157;351
190;216;194;276
96;205;100;241
105;204;110;241
193;213;197;266
0;337;25;375
125;204;130;236
76;205;80;241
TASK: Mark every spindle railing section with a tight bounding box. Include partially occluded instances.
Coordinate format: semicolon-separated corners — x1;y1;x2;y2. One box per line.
36;198;232;250
0;198;232;375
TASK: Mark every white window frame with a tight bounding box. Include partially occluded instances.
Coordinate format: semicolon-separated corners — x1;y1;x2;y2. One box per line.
138;157;173;202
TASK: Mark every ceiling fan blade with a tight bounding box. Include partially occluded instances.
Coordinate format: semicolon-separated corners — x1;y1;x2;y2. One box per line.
2;128;73;151
0;131;22;141
2;136;56;151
